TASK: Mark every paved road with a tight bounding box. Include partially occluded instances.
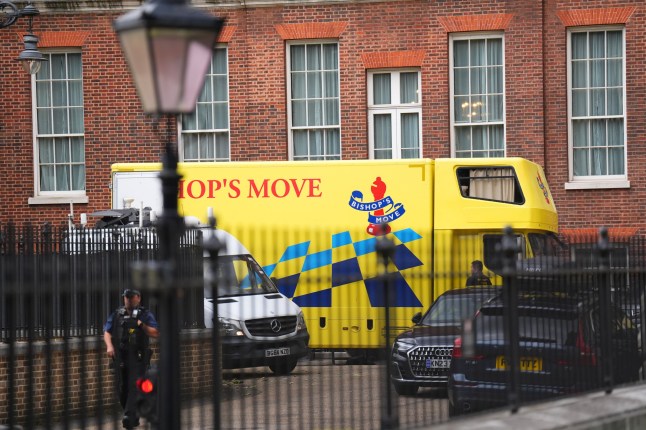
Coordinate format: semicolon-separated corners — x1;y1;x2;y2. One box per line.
39;357;448;430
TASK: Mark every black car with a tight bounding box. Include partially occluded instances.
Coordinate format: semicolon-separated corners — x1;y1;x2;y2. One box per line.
448;291;641;416
390;287;499;395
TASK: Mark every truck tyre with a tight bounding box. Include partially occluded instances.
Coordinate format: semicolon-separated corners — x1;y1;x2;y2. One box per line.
393;382;418;396
269;358;298;375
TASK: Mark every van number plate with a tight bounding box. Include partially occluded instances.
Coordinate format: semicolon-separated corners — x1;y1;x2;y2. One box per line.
266;347;290;357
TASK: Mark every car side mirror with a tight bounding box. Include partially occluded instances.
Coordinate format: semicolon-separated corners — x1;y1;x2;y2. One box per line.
412;312;422;325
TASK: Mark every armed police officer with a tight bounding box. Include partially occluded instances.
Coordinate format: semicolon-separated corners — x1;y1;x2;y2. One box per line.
104;289;159;429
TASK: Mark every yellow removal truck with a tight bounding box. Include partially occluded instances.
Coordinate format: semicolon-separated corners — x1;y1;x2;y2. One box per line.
111;157;558;350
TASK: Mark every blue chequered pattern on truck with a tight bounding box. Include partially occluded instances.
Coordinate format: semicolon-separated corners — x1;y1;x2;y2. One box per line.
264;228;424;308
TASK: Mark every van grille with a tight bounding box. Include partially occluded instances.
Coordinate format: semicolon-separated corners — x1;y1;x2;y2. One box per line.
245;316;297;337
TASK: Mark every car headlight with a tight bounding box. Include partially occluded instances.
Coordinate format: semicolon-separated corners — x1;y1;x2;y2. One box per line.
297;311;307;331
218;317;244;337
393;339;416;356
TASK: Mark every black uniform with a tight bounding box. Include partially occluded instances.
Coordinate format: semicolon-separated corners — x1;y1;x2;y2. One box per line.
104;306;157;428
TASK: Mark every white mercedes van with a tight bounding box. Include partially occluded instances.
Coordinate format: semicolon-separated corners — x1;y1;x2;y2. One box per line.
202;229;310;375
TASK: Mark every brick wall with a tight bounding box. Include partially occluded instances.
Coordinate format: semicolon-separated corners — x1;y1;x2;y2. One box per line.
0;331;213;426
1;0;645;232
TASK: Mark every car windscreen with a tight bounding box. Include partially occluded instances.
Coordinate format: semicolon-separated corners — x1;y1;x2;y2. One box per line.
422;293;494;325
204;254;278;298
475;308;578;345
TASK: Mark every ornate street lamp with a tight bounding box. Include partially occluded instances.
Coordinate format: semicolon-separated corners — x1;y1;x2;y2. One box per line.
1;1;46;74
114;1;223;429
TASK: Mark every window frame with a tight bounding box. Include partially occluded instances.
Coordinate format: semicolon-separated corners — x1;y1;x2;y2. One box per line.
367;68;422;159
286;39;341;161
449;32;506;158
566;26;629;190
29;48;88;205
178;44;230;162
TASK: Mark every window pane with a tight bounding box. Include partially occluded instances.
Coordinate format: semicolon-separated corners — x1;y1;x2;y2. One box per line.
216;133;230;160
373;74;391;104
306;45;321;70
67;54;82;79
72;164;85;190
609;147;624;175
69;81;83;106
292;72;306;99
572;90;588;117
51;54;66;79
589;32;605;59
199;76;213;102
454;96;470;123
55;138;70;162
52;81;67;107
324;99;339;126
573;120;588;148
488;95;503;121
214;75;228;102
36;82;51;107
324;71;338;98
607;59;622;86
307;71;322;98
472;126;485;150
200;134;215;159
470;95;485;122
572;33;587;59
56;165;70;191
39;139;54;163
292;101;307;126
608;118;624;147
572;61;587;88
591;148;607;175
607;88;622;115
590;60;605;87
573;148;589;176
40;165;55;191
293;130;308;158
198;103;213;129
213;48;227;74
607;31;622;58
456;127;471;151
323;44;338;69
454;69;469;95
487;39;502;65
490;125;504;149
401;113;419;155
69;108;84;133
37;108;52;134
487;67;502;93
590;89;605;116
307;100;323;126
214;103;228;129
454;40;469;67
400;72;418;103
182;112;197;130
470;40;485;66
470;67;486;94
290;45;305;71
374;114;392;150
325;129;340;157
309;129;324;157
53;108;68;134
184;134;198;160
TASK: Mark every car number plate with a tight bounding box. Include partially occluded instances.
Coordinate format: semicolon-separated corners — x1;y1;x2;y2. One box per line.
265;347;290;358
496;356;543;372
426;358;450;369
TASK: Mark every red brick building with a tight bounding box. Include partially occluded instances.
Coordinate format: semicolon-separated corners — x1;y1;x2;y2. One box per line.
0;0;643;236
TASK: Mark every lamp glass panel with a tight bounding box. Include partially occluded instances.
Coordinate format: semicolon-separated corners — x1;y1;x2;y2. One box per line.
117;28;157;112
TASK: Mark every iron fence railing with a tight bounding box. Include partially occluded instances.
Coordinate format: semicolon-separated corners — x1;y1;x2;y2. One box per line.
1;223;646;429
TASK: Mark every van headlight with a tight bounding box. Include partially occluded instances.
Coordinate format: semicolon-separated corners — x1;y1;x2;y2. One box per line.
218;318;244;336
297;311;307;331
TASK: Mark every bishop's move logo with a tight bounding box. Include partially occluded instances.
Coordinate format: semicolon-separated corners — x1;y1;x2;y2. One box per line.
349;176;406;236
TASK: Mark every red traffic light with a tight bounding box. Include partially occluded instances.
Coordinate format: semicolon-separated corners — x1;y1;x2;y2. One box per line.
137;377;155;394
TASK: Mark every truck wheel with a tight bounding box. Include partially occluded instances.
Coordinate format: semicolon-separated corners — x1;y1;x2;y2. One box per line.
393;383;418;396
269;359;298;375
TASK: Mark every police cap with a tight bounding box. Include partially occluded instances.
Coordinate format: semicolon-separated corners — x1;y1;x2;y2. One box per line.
122;289;141;298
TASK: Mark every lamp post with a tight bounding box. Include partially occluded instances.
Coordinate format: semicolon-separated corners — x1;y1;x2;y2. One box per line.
1;1;46;74
114;1;223;429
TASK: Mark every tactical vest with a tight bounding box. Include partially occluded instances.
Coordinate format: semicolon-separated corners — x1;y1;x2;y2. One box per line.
113;306;150;357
